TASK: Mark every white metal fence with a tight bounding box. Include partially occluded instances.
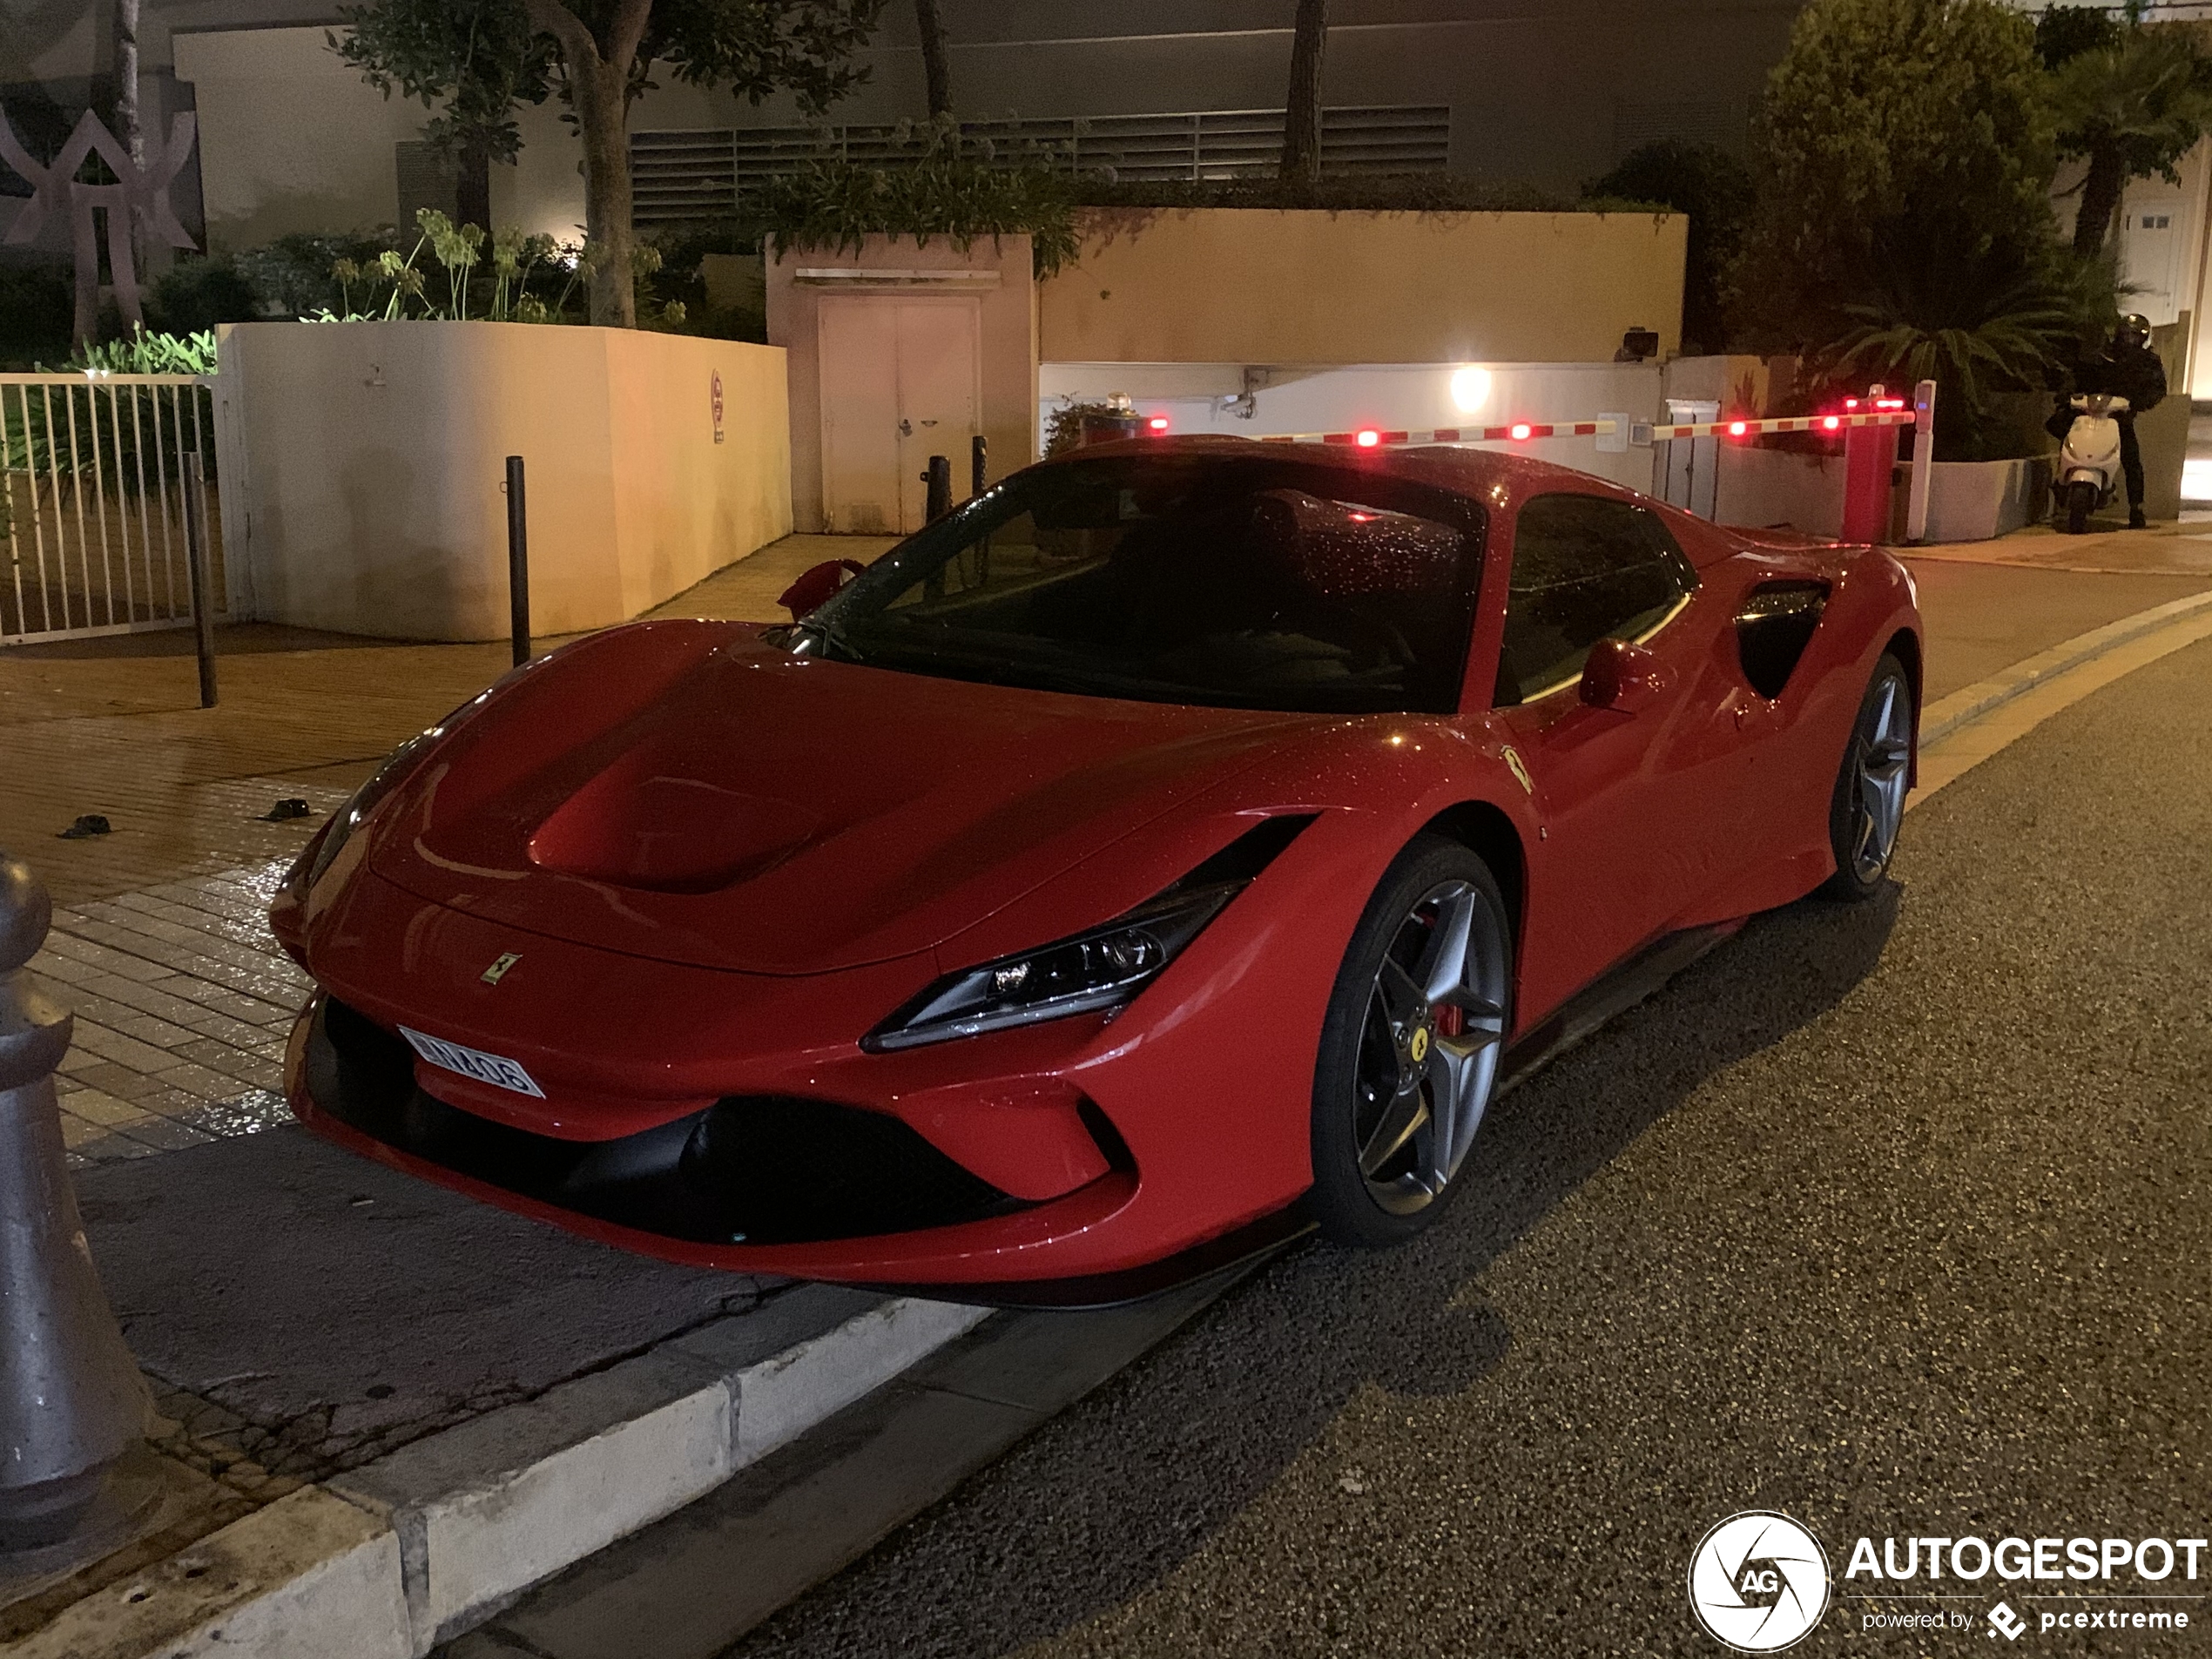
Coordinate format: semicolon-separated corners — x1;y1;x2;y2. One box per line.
0;373;221;647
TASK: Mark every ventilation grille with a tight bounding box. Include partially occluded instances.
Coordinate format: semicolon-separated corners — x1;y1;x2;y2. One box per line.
631;105;1451;226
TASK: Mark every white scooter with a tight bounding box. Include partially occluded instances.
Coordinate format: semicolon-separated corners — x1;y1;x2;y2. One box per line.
2055;392;2129;535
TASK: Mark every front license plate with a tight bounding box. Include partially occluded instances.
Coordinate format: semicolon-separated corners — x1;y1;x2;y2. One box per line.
400;1026;546;1098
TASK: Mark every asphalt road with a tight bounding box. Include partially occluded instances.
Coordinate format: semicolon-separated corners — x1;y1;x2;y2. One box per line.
724;637;2212;1659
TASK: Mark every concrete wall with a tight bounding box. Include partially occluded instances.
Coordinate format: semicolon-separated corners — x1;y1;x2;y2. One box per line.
765;233;1035;535
1038;209;1687;367
212;321;790;639
1041;359;1667;494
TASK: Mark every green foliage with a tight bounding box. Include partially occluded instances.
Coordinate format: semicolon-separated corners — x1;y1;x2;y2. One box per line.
2046;24;2212;251
2035;4;2121;71
0;262;72;370
1584;142;1752;353
147;257;263;335
332;0;554;169
745;117;1082;276
1042;400;1131;457
72;325;221;375
1732;0;2093;454
233;232;405;319
1734;0;2056;347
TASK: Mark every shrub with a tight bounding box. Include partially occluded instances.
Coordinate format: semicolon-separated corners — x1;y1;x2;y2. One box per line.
0;261;71;369
147;257;262;335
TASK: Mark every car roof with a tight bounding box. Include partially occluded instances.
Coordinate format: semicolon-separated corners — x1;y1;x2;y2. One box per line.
1035;435;1640;504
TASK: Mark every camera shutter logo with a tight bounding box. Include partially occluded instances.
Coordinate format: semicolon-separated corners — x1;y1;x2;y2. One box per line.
1688;1512;1831;1651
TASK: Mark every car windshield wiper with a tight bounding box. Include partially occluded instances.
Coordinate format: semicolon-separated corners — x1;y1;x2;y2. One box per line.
791;617;865;664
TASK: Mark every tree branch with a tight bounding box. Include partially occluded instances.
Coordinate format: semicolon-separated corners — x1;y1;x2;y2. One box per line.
519;0;602;71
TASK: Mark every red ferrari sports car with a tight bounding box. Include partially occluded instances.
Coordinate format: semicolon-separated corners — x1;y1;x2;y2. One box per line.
273;439;1920;1302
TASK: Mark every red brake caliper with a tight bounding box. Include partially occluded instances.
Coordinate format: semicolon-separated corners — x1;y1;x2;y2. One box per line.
1434;1004;1464;1038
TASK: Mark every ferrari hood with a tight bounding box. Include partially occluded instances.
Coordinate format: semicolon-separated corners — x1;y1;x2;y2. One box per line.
365;625;1318;974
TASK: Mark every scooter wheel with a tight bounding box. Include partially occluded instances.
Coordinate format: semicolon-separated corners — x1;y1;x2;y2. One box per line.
2066;480;2096;535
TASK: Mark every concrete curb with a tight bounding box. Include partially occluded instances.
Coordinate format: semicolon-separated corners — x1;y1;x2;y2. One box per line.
37;1293;987;1658
1918;587;2212;749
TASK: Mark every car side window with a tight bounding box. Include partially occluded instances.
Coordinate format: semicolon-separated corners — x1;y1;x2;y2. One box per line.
1494;493;1698;705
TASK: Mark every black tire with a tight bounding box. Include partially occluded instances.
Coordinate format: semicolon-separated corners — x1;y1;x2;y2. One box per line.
1310;836;1513;1248
2066;480;2095;535
1820;653;1914;902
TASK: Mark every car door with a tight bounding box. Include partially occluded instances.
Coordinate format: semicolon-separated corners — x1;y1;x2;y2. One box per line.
1489;490;1707;1022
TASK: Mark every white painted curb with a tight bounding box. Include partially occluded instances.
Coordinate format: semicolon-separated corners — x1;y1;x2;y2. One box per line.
1919;588;2212;747
38;1295;988;1659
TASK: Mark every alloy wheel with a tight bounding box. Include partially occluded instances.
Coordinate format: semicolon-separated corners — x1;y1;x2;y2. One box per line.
1351;879;1510;1216
1848;672;1912;882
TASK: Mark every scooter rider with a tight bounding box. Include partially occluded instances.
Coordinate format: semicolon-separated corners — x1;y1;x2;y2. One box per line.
2048;314;2165;528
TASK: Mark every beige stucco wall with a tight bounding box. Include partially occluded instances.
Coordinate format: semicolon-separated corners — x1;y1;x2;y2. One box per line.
212;321;790;640
1040;208;1686;367
765;233;1038;535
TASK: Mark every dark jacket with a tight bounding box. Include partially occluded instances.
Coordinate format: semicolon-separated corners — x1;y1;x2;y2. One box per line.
2073;342;2167;415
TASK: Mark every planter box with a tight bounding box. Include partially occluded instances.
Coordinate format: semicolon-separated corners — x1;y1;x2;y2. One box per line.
212;320;792;641
1922;455;2051;544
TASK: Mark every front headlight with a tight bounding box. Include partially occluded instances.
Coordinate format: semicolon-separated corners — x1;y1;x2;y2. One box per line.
863;883;1241;1052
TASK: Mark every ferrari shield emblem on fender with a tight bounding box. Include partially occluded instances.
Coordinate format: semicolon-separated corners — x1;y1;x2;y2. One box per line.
481;952;523;986
1501;746;1534;796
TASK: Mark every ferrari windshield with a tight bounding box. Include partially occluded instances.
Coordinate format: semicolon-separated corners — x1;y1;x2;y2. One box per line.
791;453;1487;714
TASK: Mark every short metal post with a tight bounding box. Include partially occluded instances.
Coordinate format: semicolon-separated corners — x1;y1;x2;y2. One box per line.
504;455;530;667
970;434;988;499
181;452;217;709
0;853;148;1550
923;455;952;523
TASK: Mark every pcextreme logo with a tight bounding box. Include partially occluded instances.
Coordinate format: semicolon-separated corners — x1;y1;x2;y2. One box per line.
1689;1512;1833;1652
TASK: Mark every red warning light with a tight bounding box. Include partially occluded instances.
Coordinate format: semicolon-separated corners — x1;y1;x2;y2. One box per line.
1355;428;1381;448
1508;422;1533;442
1727;420;1748;437
1822;415;1841;431
1146;415;1170;433
1844;398;1860;411
1874;396;1905;410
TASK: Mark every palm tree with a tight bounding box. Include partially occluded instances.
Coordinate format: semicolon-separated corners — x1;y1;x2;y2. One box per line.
1278;0;1327;195
914;0;950;118
2047;24;2212;255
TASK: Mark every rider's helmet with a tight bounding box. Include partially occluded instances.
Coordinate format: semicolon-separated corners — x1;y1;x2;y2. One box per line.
2116;313;2153;351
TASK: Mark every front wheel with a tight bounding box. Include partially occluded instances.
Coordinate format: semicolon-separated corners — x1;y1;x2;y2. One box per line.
1821;653;1914;901
1310;838;1513;1247
2065;479;2096;534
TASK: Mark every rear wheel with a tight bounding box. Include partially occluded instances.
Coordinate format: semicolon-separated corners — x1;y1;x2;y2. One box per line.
1821;653;1913;901
2065;479;2096;534
1310;838;1512;1247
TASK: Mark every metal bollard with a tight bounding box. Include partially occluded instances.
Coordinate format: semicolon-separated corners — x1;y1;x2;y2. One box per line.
921;455;953;523
0;853;147;1549
182;451;218;709
505;455;531;667
970;434;988;500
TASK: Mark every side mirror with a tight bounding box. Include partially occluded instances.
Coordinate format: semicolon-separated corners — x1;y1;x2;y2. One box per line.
1579;637;1673;714
778;558;867;619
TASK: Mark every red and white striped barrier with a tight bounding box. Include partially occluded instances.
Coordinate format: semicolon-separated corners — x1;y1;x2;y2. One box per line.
1255;421;1618;447
1641;408;1915;442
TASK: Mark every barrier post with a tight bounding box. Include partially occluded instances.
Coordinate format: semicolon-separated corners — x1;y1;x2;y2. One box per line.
0;853;147;1549
923;455;953;522
1842;412;1902;544
181;452;218;709
1905;380;1938;543
970;434;988;500
504;455;530;667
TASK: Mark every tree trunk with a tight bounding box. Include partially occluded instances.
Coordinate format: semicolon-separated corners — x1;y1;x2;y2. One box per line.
574;59;636;327
1279;0;1328;195
112;0;145;296
523;0;651;328
456;136;493;237
2074;142;2128;257
915;0;952;118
